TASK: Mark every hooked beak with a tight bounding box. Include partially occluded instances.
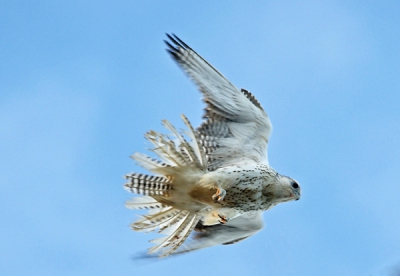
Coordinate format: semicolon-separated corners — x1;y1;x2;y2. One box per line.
293;190;301;201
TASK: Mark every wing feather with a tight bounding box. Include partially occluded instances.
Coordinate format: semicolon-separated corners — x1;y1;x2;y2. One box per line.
165;34;272;170
173;212;264;254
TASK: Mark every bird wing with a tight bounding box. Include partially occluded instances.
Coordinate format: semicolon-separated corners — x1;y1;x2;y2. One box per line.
165;34;272;171
172;212;264;254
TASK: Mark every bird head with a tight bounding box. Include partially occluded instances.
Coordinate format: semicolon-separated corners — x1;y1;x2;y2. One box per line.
274;175;301;202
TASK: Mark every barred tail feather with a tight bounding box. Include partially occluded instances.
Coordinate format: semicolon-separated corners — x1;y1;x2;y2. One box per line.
145;131;190;167
148;211;201;257
133;116;207;172
162;118;205;170
125;196;166;210
128;200;191;234
131;207;181;233
130;152;171;172
129;203;202;256
181;114;207;168
124;173;172;196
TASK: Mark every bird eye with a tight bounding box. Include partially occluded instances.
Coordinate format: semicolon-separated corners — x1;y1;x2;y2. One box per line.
291;182;299;189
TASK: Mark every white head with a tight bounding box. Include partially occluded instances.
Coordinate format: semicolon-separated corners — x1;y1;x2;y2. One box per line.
263;174;301;204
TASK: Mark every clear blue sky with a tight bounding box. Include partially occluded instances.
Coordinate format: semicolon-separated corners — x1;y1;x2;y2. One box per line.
1;1;400;275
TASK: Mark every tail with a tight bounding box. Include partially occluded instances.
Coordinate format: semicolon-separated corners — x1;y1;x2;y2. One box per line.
124;115;207;256
126;196;202;257
124;114;207;195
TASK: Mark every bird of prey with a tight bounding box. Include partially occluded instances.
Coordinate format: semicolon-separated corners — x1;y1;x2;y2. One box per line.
124;34;301;257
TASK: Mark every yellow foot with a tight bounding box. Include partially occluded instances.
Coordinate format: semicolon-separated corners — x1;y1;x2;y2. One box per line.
218;214;229;224
212;188;226;203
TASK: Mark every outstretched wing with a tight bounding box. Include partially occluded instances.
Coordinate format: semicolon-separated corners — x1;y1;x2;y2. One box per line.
165;34;272;171
173;212;264;254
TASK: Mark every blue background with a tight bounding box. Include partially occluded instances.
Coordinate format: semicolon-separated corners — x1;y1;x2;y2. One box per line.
1;1;400;275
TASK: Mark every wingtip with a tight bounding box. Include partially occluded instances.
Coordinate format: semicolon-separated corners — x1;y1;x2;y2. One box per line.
172;34;189;49
165;32;174;41
165;33;190;50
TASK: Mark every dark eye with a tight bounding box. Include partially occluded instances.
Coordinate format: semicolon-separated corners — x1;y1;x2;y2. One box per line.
291;182;299;189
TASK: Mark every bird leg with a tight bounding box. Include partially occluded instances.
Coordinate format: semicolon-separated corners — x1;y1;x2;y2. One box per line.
212;187;226;203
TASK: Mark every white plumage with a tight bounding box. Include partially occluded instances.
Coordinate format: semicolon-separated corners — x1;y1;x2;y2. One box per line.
124;34;301;257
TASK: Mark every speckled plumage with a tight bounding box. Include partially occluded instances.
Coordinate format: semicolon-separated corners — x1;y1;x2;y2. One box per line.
124;34;301;257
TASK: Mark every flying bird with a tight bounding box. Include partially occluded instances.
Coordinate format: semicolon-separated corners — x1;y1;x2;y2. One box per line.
124;34;301;257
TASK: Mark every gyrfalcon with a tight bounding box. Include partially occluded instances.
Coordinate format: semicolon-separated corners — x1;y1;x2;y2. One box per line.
124;34;301;257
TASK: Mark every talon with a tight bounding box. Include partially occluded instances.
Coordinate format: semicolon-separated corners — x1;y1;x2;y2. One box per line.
218;214;228;224
212;188;226;203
